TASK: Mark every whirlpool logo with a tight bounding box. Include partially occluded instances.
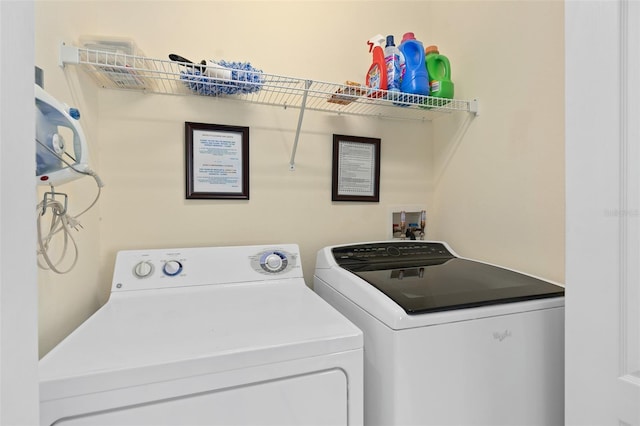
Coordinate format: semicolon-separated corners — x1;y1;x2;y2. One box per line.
493;329;512;342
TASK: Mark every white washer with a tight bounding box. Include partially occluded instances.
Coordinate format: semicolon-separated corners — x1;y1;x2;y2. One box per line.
313;241;564;426
40;244;363;426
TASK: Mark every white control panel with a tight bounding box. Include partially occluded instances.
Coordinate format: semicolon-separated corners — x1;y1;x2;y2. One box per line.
111;244;302;292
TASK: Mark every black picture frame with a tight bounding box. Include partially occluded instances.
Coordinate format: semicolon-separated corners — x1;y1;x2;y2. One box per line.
332;134;381;202
185;122;249;200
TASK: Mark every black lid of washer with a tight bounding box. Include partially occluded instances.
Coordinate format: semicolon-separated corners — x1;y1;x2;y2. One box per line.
332;242;564;314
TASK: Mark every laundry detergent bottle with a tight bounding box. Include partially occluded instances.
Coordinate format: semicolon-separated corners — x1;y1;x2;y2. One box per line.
384;35;403;96
399;32;430;97
366;34;387;97
425;45;454;99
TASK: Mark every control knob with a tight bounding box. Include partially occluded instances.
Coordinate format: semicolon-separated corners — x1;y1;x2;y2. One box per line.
163;260;183;276
133;261;153;278
264;253;283;272
259;251;288;273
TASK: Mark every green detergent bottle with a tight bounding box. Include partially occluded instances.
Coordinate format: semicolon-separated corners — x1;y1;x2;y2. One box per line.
425;45;454;99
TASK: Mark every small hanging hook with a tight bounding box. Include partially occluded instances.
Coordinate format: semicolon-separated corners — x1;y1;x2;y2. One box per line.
41;186;68;216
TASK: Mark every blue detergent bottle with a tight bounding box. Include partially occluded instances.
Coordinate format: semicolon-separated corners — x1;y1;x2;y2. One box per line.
399;32;430;98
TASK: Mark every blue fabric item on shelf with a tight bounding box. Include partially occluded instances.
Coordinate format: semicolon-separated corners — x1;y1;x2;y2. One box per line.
180;61;264;96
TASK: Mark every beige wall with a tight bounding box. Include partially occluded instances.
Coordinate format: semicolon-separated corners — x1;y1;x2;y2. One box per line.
35;0;564;357
429;1;565;282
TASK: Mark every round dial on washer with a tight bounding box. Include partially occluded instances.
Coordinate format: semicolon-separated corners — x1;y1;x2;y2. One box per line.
133;261;153;278
386;246;401;256
163;260;183;276
260;251;288;273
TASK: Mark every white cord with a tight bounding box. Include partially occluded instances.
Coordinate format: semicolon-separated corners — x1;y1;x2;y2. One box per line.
36;194;80;274
36;170;102;274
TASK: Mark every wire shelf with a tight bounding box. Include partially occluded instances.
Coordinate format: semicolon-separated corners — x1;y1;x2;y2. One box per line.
60;43;478;122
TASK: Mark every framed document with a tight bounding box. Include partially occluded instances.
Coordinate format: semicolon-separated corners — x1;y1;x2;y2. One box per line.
332;134;381;202
185;122;249;200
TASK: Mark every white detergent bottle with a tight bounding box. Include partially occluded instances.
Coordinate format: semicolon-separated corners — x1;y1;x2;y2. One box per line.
384;35;404;95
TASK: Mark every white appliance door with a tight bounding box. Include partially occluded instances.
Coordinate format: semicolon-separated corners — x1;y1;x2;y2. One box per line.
566;0;640;424
52;370;347;426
